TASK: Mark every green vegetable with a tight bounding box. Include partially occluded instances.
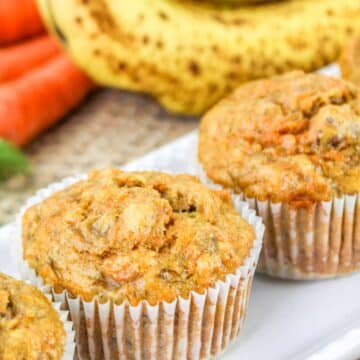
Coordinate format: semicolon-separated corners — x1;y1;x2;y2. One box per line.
0;139;30;181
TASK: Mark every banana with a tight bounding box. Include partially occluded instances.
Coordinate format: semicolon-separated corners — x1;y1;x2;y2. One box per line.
37;0;360;115
339;37;360;87
195;0;276;5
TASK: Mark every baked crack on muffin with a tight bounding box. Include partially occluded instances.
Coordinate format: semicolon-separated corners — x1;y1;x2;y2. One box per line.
22;169;255;305
0;272;66;360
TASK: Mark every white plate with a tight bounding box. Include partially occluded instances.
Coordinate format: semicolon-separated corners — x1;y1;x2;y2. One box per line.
2;64;360;360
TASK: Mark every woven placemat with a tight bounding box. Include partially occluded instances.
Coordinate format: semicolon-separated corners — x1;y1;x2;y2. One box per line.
0;89;198;225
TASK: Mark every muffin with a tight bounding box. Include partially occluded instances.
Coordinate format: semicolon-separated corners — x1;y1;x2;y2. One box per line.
18;169;263;359
340;36;360;87
198;70;360;279
0;272;74;360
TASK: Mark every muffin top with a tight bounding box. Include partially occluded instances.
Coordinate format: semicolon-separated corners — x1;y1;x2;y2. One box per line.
22;169;255;305
199;71;360;206
0;273;65;360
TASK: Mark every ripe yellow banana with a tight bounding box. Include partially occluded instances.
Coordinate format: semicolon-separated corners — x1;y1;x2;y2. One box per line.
195;0;275;5
37;0;360;115
339;37;360;87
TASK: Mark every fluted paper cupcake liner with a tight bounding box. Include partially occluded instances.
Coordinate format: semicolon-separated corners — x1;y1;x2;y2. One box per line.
13;172;264;360
197;162;360;279
29;281;76;360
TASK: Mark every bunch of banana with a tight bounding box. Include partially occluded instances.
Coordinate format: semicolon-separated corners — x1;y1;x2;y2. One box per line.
37;0;360;115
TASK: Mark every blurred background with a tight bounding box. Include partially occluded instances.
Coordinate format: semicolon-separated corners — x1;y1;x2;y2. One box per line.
1;0;360;225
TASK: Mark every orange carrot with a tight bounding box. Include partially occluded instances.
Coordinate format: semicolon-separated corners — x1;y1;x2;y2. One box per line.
0;54;95;146
0;0;44;45
0;35;61;83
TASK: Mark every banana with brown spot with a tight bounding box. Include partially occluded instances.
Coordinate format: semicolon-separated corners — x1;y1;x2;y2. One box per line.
37;0;360;115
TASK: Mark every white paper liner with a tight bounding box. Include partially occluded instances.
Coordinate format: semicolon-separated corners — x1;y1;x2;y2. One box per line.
13;171;264;360
29;282;76;360
197;162;360;280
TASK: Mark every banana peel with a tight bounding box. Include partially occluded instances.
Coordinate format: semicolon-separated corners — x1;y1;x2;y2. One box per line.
37;0;360;115
339;37;360;87
195;0;275;5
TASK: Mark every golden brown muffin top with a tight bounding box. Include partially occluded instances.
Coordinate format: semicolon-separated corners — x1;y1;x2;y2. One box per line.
0;273;65;360
22;169;255;305
340;37;360;87
199;71;360;207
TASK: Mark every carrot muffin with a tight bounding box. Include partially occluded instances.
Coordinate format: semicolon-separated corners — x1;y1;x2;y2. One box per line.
20;169;262;359
340;36;360;87
198;71;360;279
0;272;66;360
